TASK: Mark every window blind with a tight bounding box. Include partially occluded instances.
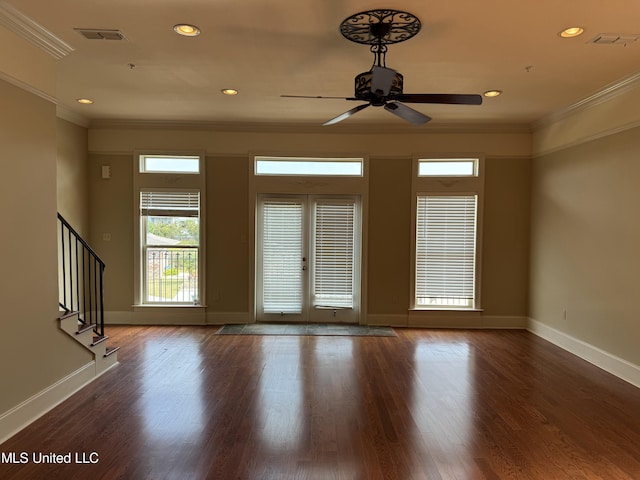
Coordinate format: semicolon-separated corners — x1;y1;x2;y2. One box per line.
140;191;200;217
262;202;303;314
416;195;477;308
313;201;356;308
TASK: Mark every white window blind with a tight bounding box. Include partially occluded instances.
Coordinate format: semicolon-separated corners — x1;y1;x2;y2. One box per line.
416;195;477;308
140;191;200;217
262;202;303;314
313;201;356;308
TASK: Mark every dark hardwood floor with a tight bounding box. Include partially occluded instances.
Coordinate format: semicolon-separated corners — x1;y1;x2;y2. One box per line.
1;326;640;479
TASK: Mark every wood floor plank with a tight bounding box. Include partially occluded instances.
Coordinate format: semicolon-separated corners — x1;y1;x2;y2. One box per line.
1;327;640;479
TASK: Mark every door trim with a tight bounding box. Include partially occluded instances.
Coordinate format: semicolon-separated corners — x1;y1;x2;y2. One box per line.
248;153;370;325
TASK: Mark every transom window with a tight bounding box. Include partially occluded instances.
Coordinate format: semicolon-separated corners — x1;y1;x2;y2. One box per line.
255;156;363;176
418;158;478;177
140;155;200;174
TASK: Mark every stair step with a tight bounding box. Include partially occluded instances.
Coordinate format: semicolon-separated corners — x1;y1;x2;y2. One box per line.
104;346;120;358
58;310;79;321
76;323;94;335
91;335;108;347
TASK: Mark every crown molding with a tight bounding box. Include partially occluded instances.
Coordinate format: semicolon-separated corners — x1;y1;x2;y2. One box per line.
0;1;73;59
56;105;90;127
0;70;55;103
532;71;640;132
88;118;531;135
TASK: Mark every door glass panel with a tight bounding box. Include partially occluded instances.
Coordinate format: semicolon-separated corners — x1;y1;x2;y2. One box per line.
313;201;355;309
262;202;303;314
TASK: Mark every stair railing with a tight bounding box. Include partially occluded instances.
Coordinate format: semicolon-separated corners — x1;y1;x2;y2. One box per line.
57;213;105;337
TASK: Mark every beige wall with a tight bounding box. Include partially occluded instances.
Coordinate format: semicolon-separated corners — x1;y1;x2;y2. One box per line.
530;126;640;367
57;118;89;235
0;25;56;100
0;79;91;418
88;127;531;325
482;156;531;316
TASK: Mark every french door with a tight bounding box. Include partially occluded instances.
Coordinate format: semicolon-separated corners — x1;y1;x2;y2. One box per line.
256;194;361;323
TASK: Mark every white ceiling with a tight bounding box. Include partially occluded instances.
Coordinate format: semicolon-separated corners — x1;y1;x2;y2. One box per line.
6;0;640;128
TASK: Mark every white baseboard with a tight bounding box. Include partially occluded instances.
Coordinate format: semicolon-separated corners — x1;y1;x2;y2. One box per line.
528;318;640;389
480;315;528;329
106;309;253;325
0;362;95;445
106;308;208;325
407;310;527;329
366;314;408;327
206;311;253;325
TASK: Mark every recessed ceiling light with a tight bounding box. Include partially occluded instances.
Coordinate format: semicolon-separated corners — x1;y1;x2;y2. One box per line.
560;27;584;38
483;90;502;98
173;24;201;37
221;89;239;96
77;98;94;104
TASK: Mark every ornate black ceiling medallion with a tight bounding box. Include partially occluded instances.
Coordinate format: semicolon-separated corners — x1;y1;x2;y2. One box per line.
339;9;421;46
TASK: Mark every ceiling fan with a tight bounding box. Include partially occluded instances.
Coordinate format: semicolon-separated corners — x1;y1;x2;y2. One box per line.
282;9;483;126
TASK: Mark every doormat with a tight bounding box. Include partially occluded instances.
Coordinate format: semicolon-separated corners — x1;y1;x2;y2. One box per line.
216;324;396;337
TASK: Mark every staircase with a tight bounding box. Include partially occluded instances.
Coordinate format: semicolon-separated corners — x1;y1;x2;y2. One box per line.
58;213;119;374
58;310;119;374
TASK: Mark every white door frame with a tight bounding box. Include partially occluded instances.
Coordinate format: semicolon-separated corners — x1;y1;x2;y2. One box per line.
256;194;361;323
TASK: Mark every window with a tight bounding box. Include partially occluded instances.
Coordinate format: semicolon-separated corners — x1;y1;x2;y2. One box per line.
134;152;205;307
418;158;478;177
255;156;363;176
412;155;484;310
140;155;200;174
415;195;477;308
140;191;200;304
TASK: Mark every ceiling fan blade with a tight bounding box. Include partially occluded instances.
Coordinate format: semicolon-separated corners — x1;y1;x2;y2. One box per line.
384;102;431;126
371;66;397;97
323;104;370;126
395;93;483;105
281;95;350;100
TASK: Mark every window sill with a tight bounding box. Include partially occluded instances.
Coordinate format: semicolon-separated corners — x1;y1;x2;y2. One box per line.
134;304;207;310
409;308;483;313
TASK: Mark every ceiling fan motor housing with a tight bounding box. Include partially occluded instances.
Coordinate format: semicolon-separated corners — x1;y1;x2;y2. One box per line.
355;70;403;104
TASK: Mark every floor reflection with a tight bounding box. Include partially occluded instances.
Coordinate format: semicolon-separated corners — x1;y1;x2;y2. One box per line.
410;338;476;474
138;335;205;443
258;336;304;451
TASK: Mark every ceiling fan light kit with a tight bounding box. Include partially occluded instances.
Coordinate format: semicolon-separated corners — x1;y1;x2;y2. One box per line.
282;9;483;126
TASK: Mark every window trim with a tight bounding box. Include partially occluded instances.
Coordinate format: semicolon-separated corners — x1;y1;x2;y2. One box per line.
133;152;206;307
410;154;485;312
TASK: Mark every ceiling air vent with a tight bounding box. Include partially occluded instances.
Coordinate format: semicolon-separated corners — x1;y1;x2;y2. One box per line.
74;28;127;41
589;33;640;46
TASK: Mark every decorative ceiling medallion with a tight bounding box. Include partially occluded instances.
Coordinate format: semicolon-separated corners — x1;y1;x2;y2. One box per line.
339;9;421;46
